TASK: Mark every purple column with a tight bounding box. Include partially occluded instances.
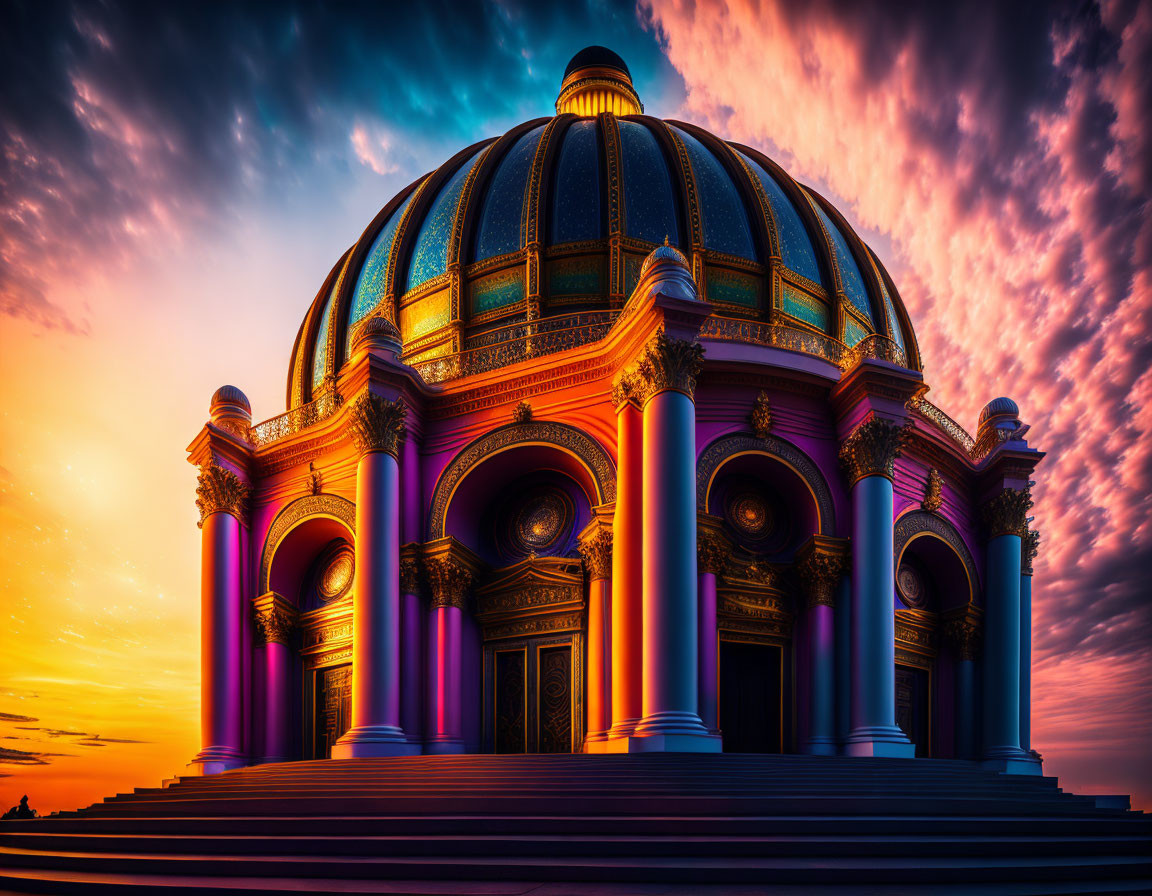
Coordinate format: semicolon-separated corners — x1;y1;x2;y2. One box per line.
695;524;728;735
797;536;848;756
400;585;424;746
189;464;249;774
333;393;417;758
252;594;298;763
425;555;472;754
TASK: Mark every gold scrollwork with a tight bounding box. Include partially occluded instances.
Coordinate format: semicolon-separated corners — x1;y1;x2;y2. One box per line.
922;467;943;512
750;391;773;440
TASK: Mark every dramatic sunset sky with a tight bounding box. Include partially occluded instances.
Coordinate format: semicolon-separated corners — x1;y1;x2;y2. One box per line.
1;0;1149;814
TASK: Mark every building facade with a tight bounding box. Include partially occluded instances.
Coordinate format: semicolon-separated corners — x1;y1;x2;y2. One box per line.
188;48;1043;775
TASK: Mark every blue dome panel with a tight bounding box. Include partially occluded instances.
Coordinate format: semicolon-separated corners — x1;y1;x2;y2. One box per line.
474;126;547;262
550;120;602;245
671;128;756;261
346;187;420;353
807;194;873;323
406;147;487;293
618;120;680;247
868;249;906;353
310;283;336;391
737;152;823;286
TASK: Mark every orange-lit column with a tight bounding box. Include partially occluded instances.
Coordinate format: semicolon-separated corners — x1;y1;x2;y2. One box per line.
579;516;613;750
333;393;418;758
607;390;643;744
424;550;474;754
631;334;720;752
189;463;250;774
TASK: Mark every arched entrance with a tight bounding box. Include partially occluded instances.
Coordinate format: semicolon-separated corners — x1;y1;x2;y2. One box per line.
258;495;356;761
430;421;614;754
893;510;981;758
698;433;835;753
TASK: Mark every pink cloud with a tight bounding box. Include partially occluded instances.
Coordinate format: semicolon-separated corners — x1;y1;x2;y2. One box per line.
644;0;1151;802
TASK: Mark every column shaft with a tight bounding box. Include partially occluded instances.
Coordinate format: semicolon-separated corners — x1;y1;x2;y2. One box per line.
585;577;612;746
805;603;836;755
1020;572;1032;753
400;590;424;745
609;404;643;738
983;533;1026;762
632;389;717;750
845;475;913;757
332;450;416;757
834;576;851;749
955;658;976;760
259;640;292;763
697;571;719;734
193;510;245;772
426;605;464;753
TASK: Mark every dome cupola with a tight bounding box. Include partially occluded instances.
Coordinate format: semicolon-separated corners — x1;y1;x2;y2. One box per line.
556;46;642;116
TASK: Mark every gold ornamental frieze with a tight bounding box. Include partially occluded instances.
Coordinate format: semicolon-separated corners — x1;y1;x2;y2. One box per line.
483;611;584;642
895;609;937;657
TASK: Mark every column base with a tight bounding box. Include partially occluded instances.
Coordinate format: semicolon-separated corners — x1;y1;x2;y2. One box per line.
607;712;721;753
606;718;640;739
186;747;246;776
423;738;466;755
331;726;421;759
803;736;837;756
844;726;915;758
981;756;1043;775
583;731;612;753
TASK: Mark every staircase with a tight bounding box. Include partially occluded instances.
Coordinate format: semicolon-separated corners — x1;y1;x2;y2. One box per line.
1;754;1148;894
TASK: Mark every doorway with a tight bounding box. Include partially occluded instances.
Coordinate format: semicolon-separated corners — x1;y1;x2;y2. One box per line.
719;641;783;752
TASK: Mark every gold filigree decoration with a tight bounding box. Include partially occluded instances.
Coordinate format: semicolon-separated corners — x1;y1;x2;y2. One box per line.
258;494;356;594
982;488;1033;539
428;422;616;538
578;530;613;581
697;530;731;576
426;556;475;610
399;545;422;596
744;562;778;587
195;464;249;528
893;511;980;605
630;332;704;403
750;391;773;440
512;400;533;424
839;418;909;486
1022;527;1041;576
922;467;943;512
944;619;982;661
696;433;836;535
347;392;406;457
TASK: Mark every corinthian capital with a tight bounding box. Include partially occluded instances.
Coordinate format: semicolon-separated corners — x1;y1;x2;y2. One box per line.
944;618;982;661
838;418;908;486
348;392;406;457
399;544;423;596
630;332;704;404
1022;526;1040;575
579;530;613;581
795;537;849;609
426;557;474;610
982;488;1032;539
697;530;731;576
253;597;299;646
195;463;249;527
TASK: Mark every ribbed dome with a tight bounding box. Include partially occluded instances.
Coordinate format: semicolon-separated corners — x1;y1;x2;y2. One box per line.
287;51;919;408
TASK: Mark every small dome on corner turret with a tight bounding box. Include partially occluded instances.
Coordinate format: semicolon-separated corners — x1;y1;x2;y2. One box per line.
978;397;1020;428
210;385;251;418
640;236;690;277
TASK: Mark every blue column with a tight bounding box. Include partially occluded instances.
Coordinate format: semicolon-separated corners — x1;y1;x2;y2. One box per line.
805;602;836;755
845;475;914;757
1019;572;1032;753
955;658;976;759
982;533;1026;765
834;576;851;749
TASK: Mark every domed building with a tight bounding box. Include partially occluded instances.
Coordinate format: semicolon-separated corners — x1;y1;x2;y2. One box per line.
188;47;1043;771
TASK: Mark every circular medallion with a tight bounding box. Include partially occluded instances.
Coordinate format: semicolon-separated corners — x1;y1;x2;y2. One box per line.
514;491;566;551
318;548;354;602
896;561;926;609
728;492;773;538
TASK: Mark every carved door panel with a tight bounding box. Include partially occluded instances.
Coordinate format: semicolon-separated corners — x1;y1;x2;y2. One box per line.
537;645;572;753
720;642;782;753
312;664;351;760
495;649;527;753
895;664;930;757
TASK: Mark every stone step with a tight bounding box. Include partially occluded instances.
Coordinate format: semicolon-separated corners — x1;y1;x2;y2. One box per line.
3;831;1149;859
1;846;1148;885
10;813;1150;837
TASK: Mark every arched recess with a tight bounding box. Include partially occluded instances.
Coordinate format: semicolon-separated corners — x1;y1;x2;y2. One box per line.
428;421;616;542
893;510;981;610
259;494;357;597
697;433;836;537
